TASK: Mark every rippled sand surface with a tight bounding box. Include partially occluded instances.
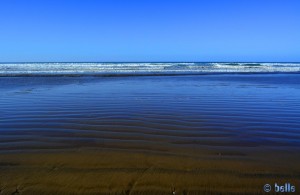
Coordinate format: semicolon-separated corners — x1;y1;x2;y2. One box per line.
0;74;300;194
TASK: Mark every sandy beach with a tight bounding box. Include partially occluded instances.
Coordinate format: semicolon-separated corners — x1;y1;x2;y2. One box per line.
1;74;300;194
0;148;300;195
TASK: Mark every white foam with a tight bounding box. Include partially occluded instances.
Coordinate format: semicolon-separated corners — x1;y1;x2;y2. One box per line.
0;63;299;76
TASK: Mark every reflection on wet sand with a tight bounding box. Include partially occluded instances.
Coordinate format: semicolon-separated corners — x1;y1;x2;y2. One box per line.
0;74;300;194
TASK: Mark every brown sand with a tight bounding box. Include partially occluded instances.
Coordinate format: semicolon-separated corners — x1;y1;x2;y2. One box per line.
0;147;299;195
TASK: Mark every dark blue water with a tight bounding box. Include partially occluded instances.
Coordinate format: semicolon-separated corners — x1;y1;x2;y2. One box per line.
0;74;300;153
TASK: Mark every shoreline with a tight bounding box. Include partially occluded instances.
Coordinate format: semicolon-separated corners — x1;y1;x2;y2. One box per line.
1;74;300;194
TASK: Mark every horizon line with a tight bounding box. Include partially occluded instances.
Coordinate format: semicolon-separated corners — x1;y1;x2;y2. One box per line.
1;61;300;64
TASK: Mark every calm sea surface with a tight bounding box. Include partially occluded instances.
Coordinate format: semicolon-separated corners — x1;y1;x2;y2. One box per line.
0;74;300;153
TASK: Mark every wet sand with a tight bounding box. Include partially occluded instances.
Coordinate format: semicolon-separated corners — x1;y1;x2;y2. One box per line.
1;74;300;194
1;149;300;195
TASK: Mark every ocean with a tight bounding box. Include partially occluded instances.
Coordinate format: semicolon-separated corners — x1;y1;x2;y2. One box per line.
1;62;300;76
0;63;300;194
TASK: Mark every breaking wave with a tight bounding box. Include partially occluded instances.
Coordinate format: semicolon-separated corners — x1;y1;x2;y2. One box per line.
0;62;300;76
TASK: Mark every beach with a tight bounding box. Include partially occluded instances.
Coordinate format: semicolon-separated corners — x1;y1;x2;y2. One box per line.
1;71;300;194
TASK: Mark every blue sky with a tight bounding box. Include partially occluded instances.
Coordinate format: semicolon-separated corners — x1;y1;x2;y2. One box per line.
0;0;299;62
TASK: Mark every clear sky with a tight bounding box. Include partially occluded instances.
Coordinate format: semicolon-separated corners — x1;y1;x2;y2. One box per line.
0;0;299;62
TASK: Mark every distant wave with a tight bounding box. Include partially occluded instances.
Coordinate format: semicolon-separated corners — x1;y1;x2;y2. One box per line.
0;62;300;76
